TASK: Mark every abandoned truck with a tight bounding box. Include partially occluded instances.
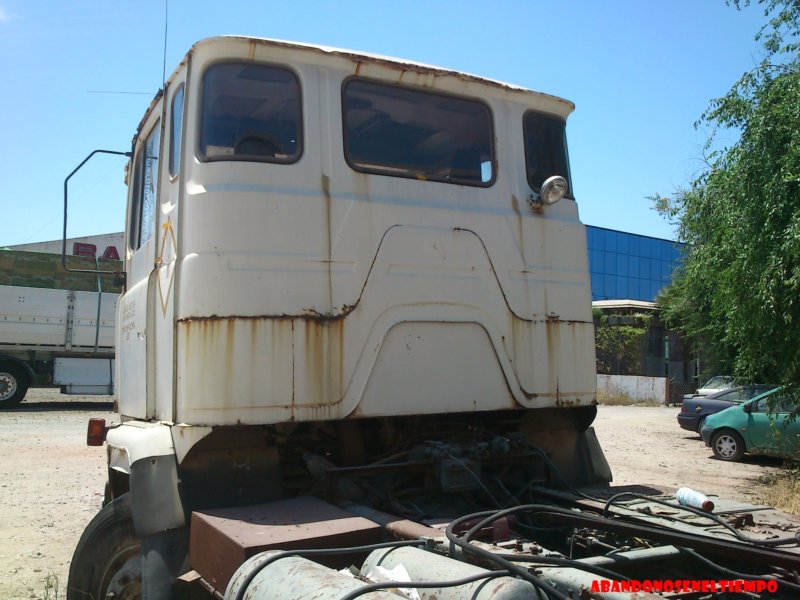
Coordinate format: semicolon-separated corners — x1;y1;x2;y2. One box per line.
66;37;800;600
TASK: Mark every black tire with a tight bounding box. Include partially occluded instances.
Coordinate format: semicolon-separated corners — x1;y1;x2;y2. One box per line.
67;494;142;600
711;429;746;462
0;363;30;408
695;416;707;434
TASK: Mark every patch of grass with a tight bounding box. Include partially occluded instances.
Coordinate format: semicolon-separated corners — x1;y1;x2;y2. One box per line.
597;393;661;407
759;464;800;515
39;573;59;600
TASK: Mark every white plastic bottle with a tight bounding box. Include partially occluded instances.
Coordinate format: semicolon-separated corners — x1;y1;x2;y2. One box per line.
675;487;715;512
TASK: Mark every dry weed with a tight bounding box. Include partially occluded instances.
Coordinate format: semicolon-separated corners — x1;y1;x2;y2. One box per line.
759;465;800;515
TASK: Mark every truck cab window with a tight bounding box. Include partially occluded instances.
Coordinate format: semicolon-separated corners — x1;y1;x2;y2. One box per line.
200;63;301;163
343;79;494;186
130;121;161;250
523;111;573;198
170;85;185;177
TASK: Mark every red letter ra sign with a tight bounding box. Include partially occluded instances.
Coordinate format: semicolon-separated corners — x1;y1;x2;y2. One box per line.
72;243;120;260
73;242;98;257
102;246;120;260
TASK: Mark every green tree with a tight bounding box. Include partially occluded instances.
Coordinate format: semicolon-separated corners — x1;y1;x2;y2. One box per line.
593;310;652;376
654;1;800;394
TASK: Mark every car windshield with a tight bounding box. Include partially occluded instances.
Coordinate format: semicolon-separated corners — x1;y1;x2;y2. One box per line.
702;376;734;390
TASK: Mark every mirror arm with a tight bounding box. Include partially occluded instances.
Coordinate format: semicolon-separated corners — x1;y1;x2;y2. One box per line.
62;149;132;274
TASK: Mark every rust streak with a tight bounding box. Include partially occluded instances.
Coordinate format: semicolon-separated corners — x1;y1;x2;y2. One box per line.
177;310;354;324
321;174;333;313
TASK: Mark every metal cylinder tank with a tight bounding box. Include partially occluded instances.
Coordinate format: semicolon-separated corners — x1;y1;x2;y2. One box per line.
361;546;540;599
225;550;404;600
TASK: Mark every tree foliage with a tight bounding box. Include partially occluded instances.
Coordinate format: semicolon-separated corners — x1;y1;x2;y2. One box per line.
654;1;800;391
593;310;652;376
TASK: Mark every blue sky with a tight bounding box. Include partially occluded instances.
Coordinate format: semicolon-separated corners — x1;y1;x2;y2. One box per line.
0;1;769;246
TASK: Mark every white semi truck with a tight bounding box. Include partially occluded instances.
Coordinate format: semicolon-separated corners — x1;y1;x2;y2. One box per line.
0;250;117;407
66;37;800;600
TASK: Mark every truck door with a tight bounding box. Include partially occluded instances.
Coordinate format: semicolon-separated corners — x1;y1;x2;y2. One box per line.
152;82;185;421
118;112;162;418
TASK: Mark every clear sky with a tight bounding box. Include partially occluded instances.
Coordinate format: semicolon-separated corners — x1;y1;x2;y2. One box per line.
0;1;769;247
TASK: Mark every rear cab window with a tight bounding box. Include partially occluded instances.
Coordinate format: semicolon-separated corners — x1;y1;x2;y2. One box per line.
343;78;494;186
200;63;302;163
169;85;185;177
523;111;573;198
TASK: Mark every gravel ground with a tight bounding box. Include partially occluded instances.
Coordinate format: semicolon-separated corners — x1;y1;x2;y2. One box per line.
0;392;787;599
0;389;113;600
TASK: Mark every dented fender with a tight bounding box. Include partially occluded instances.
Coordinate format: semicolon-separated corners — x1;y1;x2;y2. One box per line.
105;421;189;536
106;421;177;473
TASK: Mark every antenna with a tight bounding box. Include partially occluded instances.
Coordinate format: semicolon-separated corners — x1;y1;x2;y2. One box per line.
162;0;169;87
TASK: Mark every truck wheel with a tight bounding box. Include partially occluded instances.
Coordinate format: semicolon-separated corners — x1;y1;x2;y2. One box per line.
67;494;142;600
0;363;29;408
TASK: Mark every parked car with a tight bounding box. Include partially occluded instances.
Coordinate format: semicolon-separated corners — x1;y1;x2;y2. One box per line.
701;387;800;461
682;376;736;402
677;384;776;433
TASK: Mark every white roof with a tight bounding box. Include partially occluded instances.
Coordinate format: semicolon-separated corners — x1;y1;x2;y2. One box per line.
592;299;658;310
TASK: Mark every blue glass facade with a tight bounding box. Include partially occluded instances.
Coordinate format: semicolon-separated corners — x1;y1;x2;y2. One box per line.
586;225;684;302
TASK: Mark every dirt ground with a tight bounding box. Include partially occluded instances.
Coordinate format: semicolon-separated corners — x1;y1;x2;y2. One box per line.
0;389;113;600
592;404;786;502
0;392;788;599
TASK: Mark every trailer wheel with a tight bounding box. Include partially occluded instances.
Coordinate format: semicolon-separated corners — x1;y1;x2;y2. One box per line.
67;494;142;600
0;363;29;408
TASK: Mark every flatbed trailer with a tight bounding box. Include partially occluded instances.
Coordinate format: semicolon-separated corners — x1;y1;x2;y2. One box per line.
0;249;119;406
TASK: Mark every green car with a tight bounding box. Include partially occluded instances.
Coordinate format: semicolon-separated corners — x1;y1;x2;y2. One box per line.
701;387;800;461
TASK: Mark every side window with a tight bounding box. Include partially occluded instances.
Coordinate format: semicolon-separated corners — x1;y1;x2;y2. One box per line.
170;85;185;177
343;79;494;186
200;63;301;163
523;111;573;198
753;395;783;413
130;121;161;251
775;396;792;413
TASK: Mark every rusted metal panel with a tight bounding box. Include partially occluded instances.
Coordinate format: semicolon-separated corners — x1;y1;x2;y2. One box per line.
189;497;382;593
174;224;595;424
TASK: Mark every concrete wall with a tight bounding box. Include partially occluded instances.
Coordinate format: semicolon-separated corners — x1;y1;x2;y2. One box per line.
597;374;667;404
